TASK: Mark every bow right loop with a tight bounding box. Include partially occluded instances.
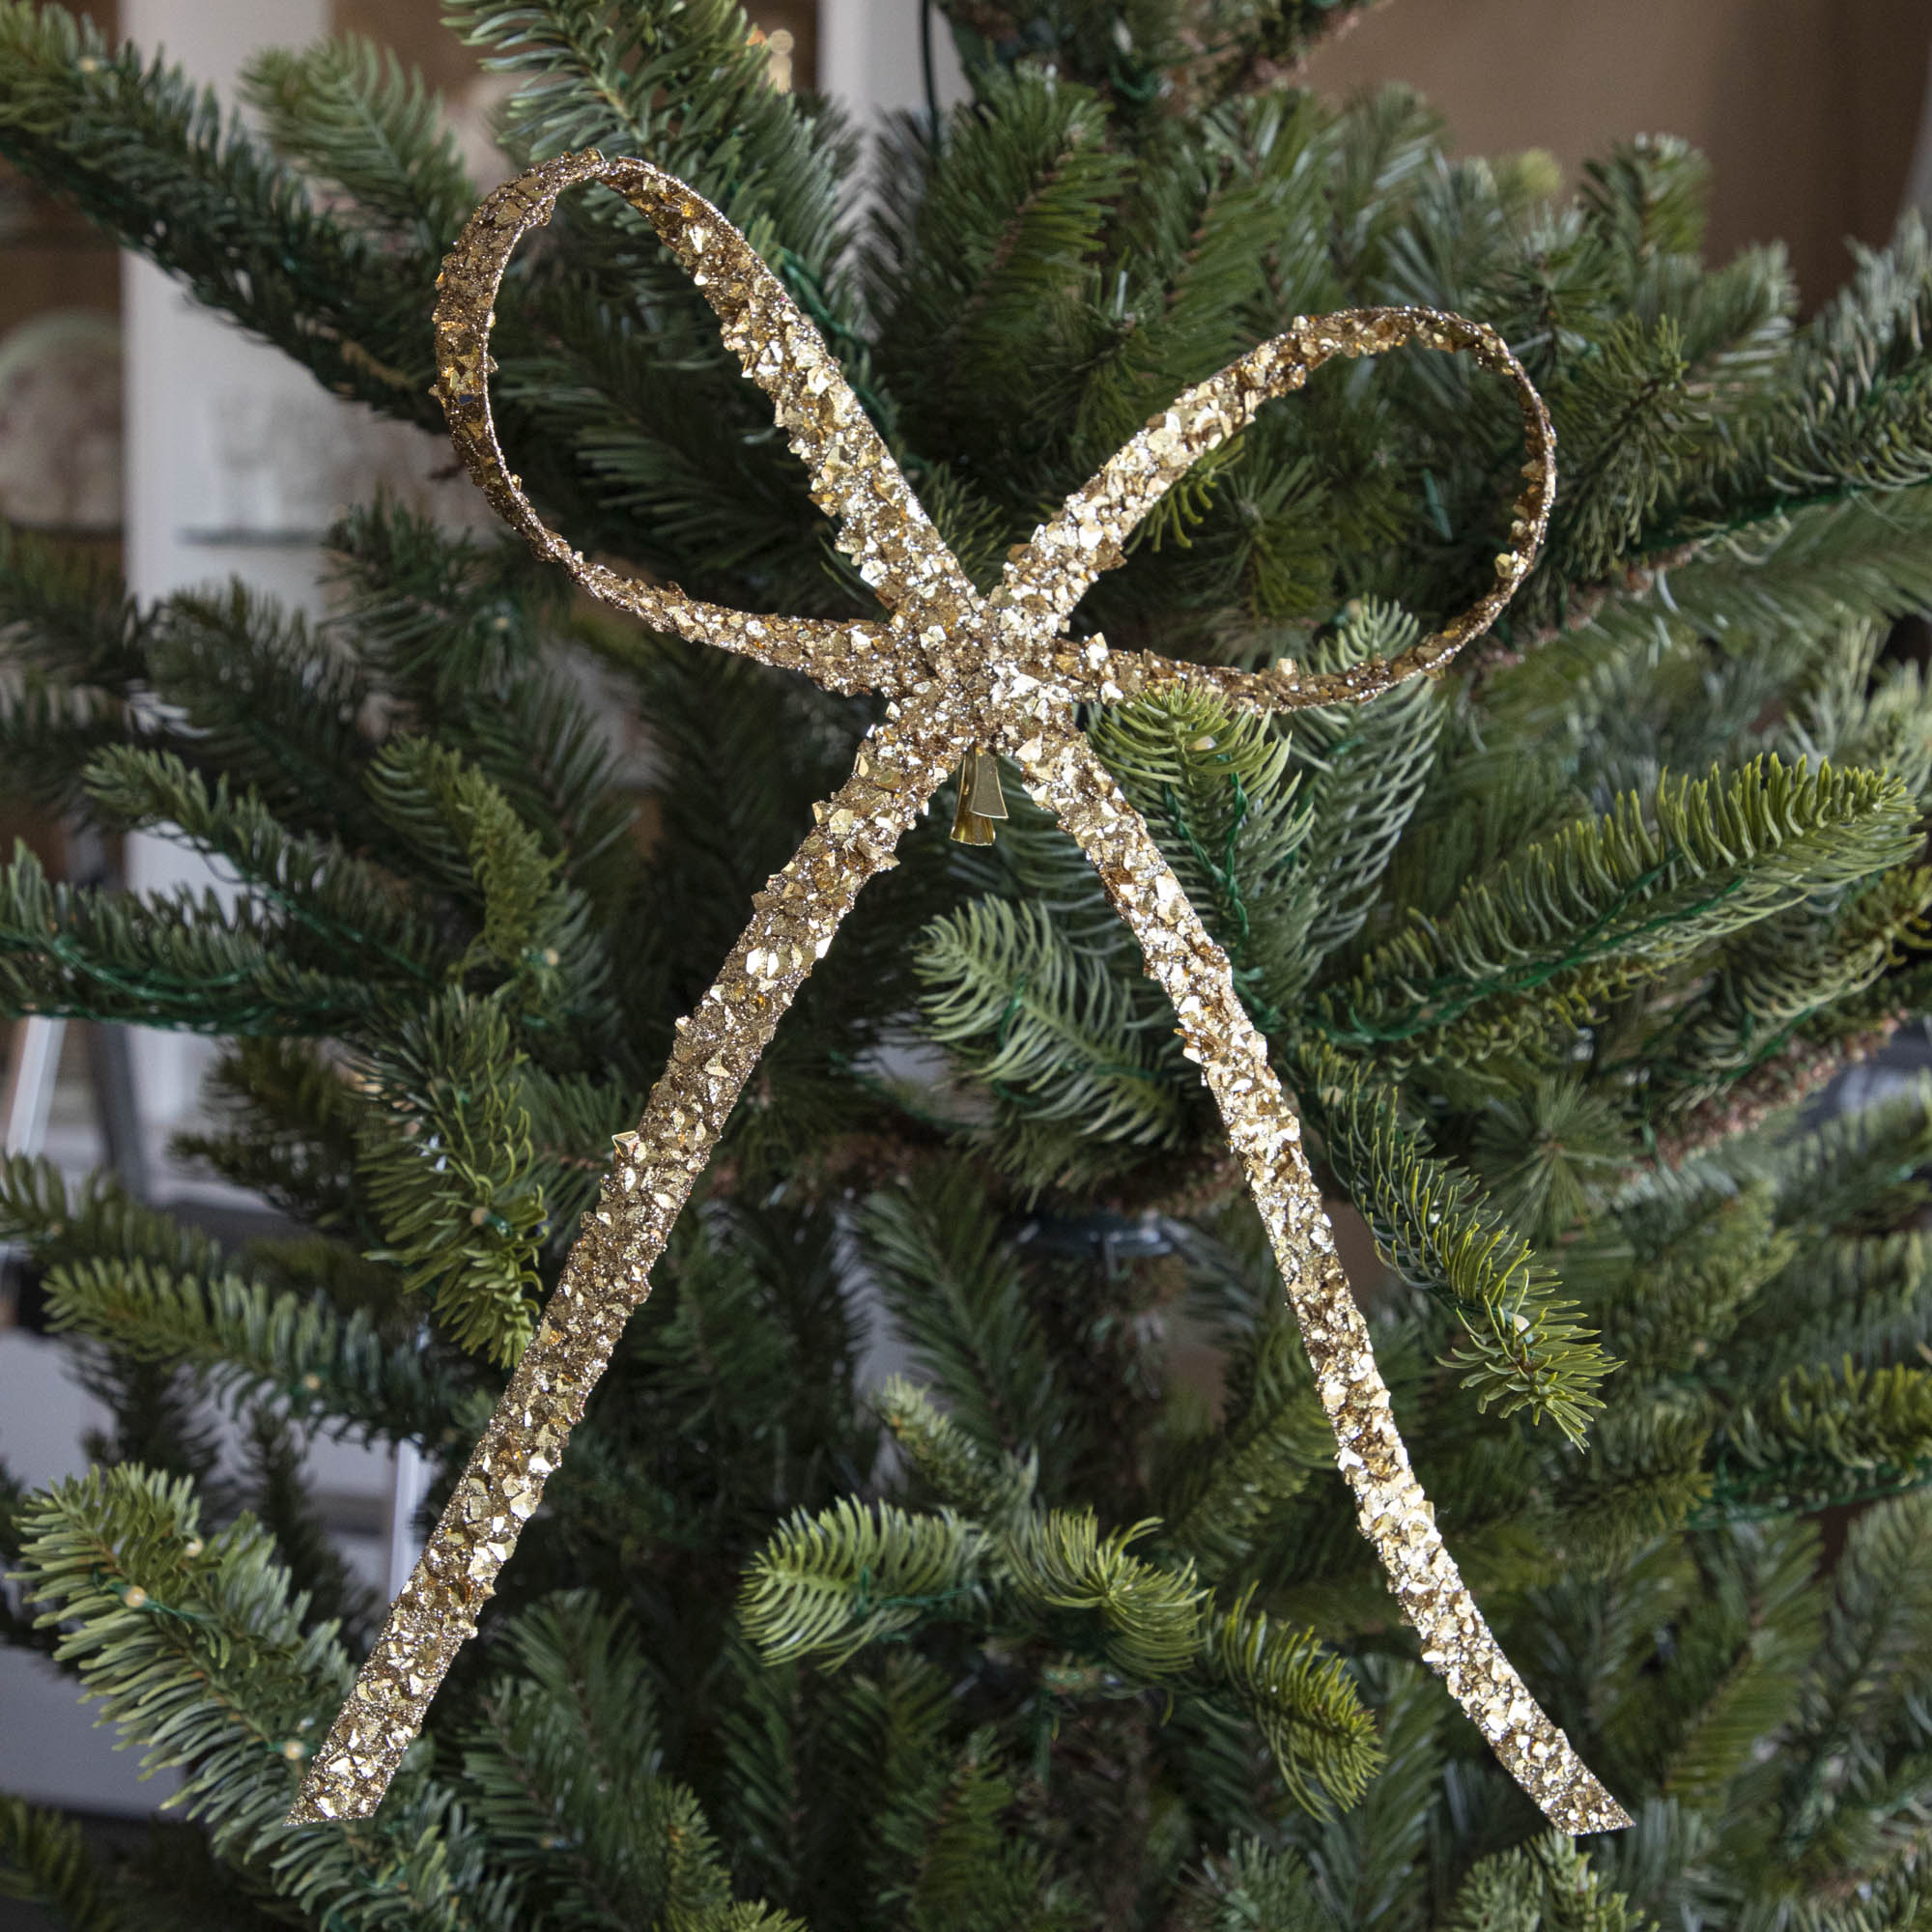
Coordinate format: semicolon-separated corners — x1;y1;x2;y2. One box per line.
997;307;1555;716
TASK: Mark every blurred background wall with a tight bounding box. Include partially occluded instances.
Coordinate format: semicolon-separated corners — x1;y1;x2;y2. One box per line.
1298;0;1932;309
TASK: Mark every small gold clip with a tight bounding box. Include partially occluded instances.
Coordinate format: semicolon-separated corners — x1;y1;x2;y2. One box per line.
949;748;1009;844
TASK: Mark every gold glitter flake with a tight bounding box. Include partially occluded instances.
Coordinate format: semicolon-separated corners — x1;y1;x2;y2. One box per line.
292;152;1625;1837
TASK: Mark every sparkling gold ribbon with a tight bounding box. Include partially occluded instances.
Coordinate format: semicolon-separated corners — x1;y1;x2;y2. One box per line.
290;152;1626;1836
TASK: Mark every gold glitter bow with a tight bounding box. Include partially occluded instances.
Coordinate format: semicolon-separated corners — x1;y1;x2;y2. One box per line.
290;151;1628;1836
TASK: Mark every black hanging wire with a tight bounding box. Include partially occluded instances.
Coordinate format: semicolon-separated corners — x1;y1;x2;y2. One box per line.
921;0;940;134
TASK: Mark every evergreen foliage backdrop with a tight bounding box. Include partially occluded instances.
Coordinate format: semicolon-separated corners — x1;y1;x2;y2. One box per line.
3;0;1932;1924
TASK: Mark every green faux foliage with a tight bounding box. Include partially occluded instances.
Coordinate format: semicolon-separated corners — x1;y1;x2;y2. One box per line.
5;0;1932;1922
0;1799;114;1932
242;38;478;252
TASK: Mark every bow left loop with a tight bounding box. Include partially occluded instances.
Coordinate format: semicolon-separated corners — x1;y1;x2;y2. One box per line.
431;151;976;694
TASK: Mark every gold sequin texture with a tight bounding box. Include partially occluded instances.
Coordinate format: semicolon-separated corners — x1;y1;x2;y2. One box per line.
289;152;1626;1837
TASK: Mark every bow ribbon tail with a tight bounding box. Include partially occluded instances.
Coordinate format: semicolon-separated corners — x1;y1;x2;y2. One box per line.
287;719;952;1825
1014;722;1631;1838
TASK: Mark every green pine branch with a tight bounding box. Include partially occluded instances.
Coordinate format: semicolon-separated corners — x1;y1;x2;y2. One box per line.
1194;1589;1383;1816
353;990;547;1364
0;840;382;1034
83;747;443;990
1316;756;1921;1068
1291;602;1447;967
1294;1048;1613;1441
0;1797;125;1932
1444;1833;1645;1932
741;1499;988;1668
238;1406;379;1643
873;1376;1039;1528
860;1173;1063;1469
1719;1360;1932;1509
0;4;440;419
868;64;1127;502
918;897;1194;1185
40;1256;462;1445
448;0;851;292
1155;1300;1330;1581
12;1464;512;1931
171;1038;369;1235
459;1591;804;1930
739;1494;1378;1817
242;36;476;250
1091;688;1314;1018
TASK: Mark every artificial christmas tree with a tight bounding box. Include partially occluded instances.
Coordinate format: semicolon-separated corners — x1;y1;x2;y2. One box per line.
6;1;1932;1925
